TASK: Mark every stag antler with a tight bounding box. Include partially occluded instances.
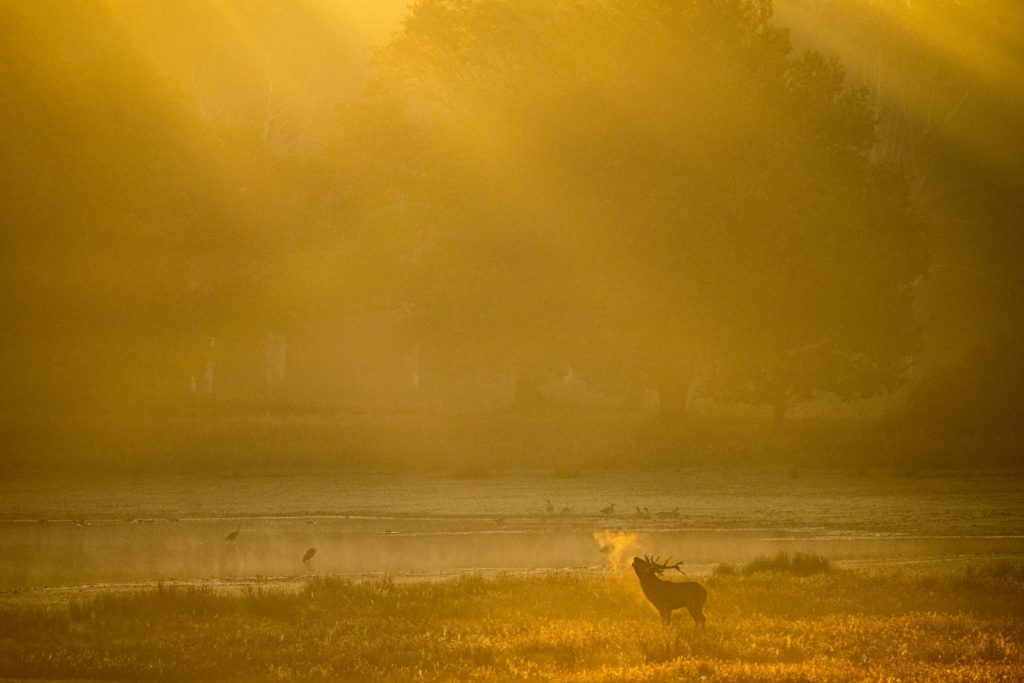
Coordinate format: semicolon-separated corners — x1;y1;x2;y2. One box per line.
646;555;686;574
665;557;686;575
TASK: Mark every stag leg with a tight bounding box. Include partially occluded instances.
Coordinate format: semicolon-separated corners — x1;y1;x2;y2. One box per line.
687;606;705;628
659;608;672;625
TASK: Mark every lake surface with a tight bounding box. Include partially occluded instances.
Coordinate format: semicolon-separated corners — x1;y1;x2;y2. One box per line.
1;468;1022;591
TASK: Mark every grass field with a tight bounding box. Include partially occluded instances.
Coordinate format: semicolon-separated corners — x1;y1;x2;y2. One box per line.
2;558;1022;681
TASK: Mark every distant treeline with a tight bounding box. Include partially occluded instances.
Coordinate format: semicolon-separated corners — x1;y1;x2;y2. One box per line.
0;1;1021;442
2;411;1020;473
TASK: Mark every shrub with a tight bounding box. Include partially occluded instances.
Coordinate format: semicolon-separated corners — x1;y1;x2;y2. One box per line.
741;552;832;576
713;563;738;577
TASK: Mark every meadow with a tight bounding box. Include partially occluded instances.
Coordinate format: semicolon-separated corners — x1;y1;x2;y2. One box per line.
2;558;1022;682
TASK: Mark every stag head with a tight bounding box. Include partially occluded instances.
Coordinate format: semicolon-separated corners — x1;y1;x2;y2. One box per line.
632;554;686;576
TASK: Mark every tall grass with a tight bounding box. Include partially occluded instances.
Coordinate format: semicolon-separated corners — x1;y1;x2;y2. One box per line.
714;552;833;577
1;563;1022;681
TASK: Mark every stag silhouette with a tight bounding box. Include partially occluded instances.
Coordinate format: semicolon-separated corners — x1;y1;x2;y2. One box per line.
632;555;707;626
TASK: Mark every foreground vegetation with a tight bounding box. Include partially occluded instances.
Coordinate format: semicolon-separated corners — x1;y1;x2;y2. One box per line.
1;560;1022;681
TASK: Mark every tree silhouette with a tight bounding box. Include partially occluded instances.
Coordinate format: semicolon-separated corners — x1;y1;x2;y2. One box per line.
369;0;927;422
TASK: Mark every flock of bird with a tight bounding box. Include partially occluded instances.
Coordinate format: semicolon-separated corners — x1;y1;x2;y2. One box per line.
544;500;680;520
53;499;680;569
213;499;679;563
50;517;320;566
223;524;317;566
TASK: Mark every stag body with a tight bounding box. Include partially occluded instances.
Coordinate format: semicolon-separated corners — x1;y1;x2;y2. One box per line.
632;556;707;626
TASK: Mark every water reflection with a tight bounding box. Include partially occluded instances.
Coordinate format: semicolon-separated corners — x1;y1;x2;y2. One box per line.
2;469;1022;590
2;517;1022;590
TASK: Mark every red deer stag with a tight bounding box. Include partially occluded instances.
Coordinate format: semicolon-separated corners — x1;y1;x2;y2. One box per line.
632;555;707;626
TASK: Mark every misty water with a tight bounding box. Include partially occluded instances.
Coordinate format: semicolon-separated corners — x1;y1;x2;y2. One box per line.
1;469;1022;593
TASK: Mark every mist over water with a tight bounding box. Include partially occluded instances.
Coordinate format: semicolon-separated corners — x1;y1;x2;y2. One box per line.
3;469;1021;592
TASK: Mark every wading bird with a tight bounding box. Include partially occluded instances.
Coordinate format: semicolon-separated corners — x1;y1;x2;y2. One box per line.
225;525;241;541
632;555;706;626
302;547;317;563
600;503;616;516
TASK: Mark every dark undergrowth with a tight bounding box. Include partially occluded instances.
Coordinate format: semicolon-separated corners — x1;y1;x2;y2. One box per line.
3;412;1022;474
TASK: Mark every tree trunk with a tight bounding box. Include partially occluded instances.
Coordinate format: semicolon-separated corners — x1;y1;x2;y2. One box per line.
773;391;787;430
410;345;421;390
265;331;287;395
203;337;216;396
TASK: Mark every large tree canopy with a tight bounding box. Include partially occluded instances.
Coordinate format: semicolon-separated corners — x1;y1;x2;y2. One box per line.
367;0;927;419
0;0;940;421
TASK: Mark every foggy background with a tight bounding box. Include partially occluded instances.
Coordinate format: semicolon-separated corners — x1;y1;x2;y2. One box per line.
1;0;1023;472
